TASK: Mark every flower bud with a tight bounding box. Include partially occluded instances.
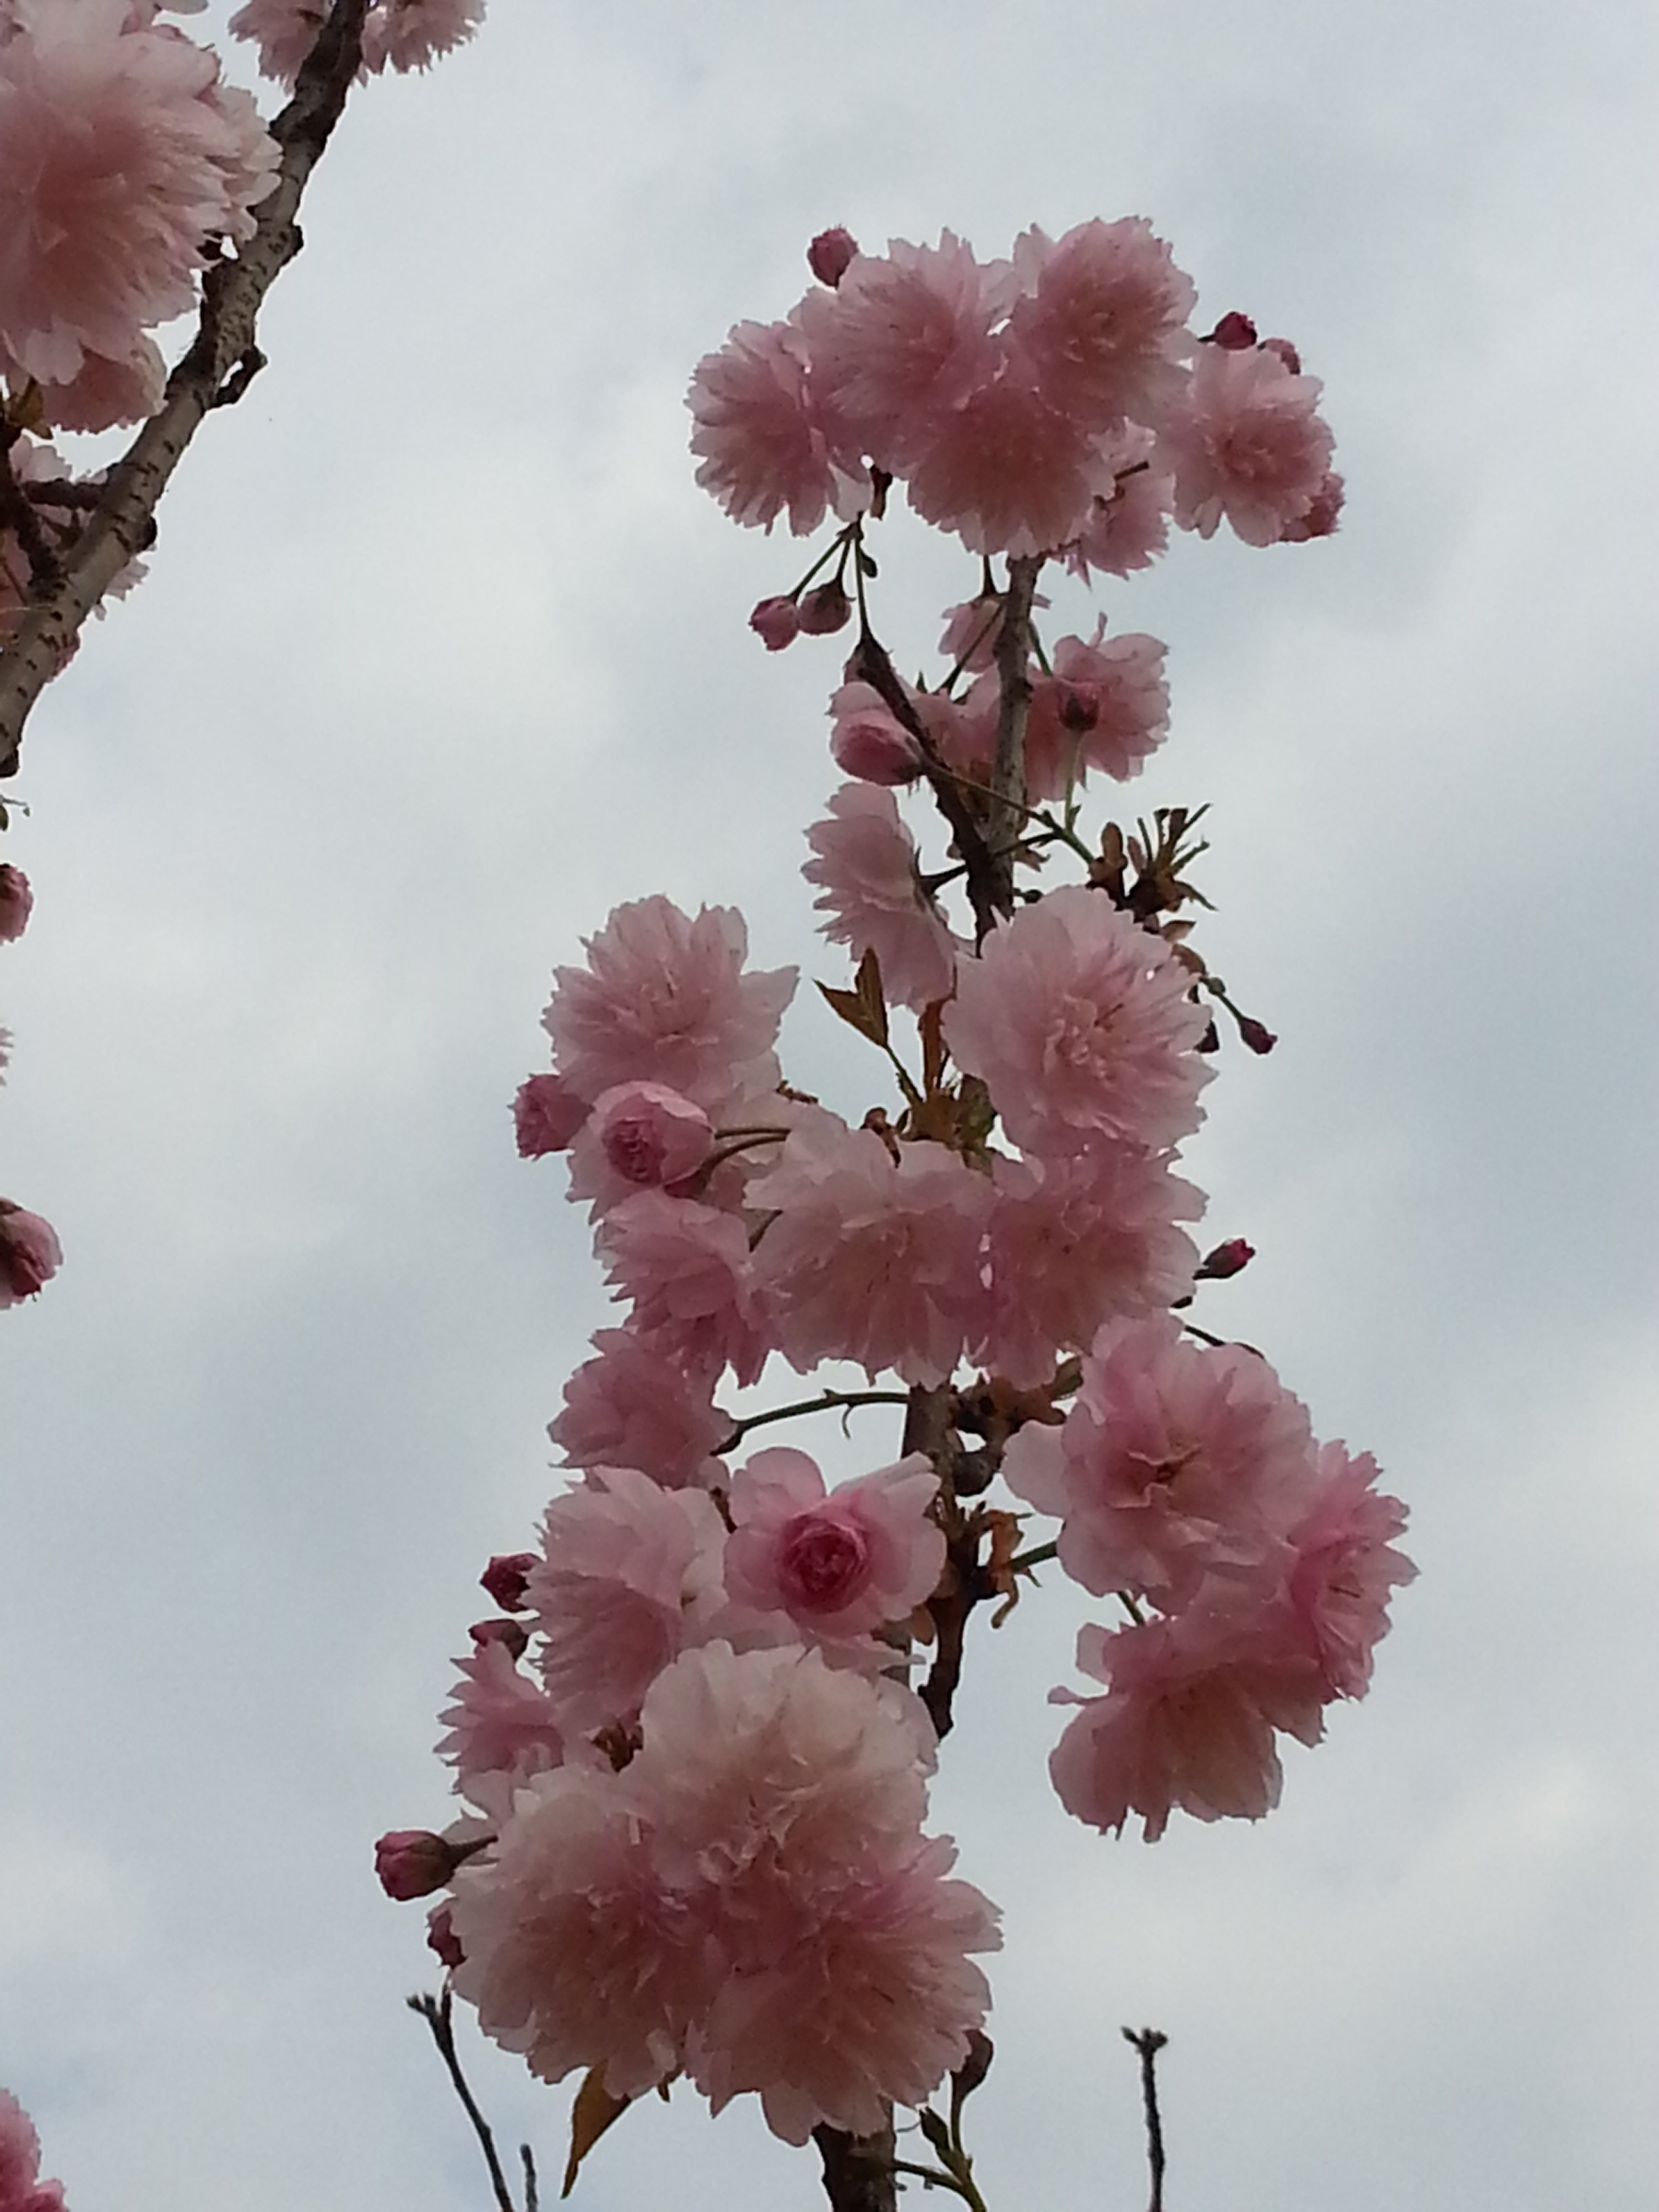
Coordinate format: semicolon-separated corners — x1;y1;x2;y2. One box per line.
1261;335;1302;375
0;1200;62;1305
469;1616;531;1660
0;864;33;943
1237;1016;1277;1055
1203;311;1257;350
479;1551;538;1612
797;581;852;636
1195;1236;1255;1280
749;594;801;651
426;1904;464;1970
513;1073;588;1158
374;1829;462;1901
807;227;859;287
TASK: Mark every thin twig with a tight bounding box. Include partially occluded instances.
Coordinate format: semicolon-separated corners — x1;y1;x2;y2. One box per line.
718;1387;911;1452
409;1988;520;2212
1122;2027;1168;2212
520;2142;538;2212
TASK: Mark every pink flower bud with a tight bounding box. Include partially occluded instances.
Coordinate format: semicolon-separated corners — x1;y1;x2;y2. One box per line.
807;227;859;287
797;581;852;636
426;1904;464;1969
513;1073;588;1158
828;682;922;785
1195;1236;1255;1280
1278;470;1345;541
374;1829;461;1901
0;865;33;943
749;594;802;651
469;1616;531;1660
0;1202;62;1306
1238;1017;1277;1055
479;1551;537;1611
1261;335;1302;375
590;1081;714;1188
1203;310;1258;350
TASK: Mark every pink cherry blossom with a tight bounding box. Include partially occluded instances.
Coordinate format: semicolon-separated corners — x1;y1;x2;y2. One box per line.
803;783;960;1012
550;1328;731;1490
437;1635;567;1805
226;0;328;83
749;594;801;651
687;315;867;535
724;1447;944;1642
1063;454;1174;579
0;866;31;943
903;363;1118;558
749;1111;993;1387
1008;218;1195;433
526;1467;729;1734
542;895;796;1120
1002;1315;1316;1606
1022;622;1169;798
598;1191;771;1386
1278;469;1345;541
1162;341;1334;547
375;1828;465;1901
0;1202;61;1307
827;681;922;786
975;1150;1202;1391
0;2088;66;2212
567;1081;714;1216
942;886;1212;1157
937;595;1006;674
1284;1441;1416;1698
0;1;278;411
361;0;486;74
512;1071;588;1158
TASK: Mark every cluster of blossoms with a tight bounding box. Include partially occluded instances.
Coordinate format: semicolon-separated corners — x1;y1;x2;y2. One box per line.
380;220;1408;2183
0;862;59;1308
0;2090;66;2212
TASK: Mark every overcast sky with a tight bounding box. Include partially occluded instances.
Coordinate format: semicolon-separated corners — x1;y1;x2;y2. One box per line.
3;3;1658;2209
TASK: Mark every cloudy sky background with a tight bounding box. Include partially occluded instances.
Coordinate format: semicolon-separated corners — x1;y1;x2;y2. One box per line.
3;1;1658;2207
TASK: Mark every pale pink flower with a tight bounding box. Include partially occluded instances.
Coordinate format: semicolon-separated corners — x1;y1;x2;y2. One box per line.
724;1447;944;1641
18;332;165;432
749;1111;993;1387
1277;469;1345;541
0;1202;60;1307
226;0;325;83
975;1151;1201;1391
0;866;31;943
543;896;796;1120
1162;342;1334;547
827;681;922;786
361;0;486;73
527;1467;730;1734
1008;218;1195;432
943;886;1212;1157
0;2088;66;2212
1003;1315;1315;1607
0;2;279;400
801;231;1011;472
567;1081;714;1216
512;1071;588;1158
550;1328;731;1490
598;1191;771;1386
1048;1603;1326;1840
438;1636;567;1805
937;595;1006;674
1284;1441;1415;1698
1063;455;1174;579
1022;622;1168;798
688;315;866;535
803;783;960;1012
903;363;1117;558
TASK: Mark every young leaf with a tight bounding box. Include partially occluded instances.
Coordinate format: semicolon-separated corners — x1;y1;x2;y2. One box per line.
561;2069;632;2199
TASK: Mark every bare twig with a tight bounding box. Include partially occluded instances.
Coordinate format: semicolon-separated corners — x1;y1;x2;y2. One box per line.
520;2142;538;2212
1122;2027;1169;2212
0;0;373;777
717;1386;912;1452
409;1988;520;2212
984;553;1042;922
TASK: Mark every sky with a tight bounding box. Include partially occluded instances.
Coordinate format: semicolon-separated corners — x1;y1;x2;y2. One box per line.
2;1;1658;2208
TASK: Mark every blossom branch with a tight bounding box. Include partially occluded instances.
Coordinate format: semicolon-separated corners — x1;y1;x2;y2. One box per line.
0;0;372;780
1122;2027;1169;2212
984;554;1042;921
408;1988;523;2212
718;1387;912;1451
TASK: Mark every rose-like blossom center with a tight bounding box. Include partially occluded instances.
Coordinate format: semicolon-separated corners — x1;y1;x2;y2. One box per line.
779;1513;871;1613
607;1119;665;1183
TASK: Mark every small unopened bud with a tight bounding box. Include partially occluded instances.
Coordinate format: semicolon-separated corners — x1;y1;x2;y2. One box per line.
480;1552;538;1612
1279;471;1345;542
953;2028;995;2102
470;1616;530;1659
797;581;852;636
1237;1016;1277;1055
1204;311;1257;350
1195;1237;1255;1281
0;1200;62;1305
0;863;33;943
807;227;859;287
426;1904;464;1970
1195;1019;1221;1054
374;1829;462;1902
749;594;801;651
1261;335;1302;375
513;1073;588;1158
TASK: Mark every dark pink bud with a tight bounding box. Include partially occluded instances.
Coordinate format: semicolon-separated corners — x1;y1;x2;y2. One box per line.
480;1551;537;1611
1261;335;1302;375
796;581;852;636
1238;1017;1277;1055
808;227;859;287
426;1904;464;1970
1195;1237;1256;1281
513;1073;588;1158
1278;471;1345;542
1204;311;1257;350
0;864;33;943
1195;1020;1221;1054
749;594;801;651
0;1200;62;1306
374;1829;461;1902
469;1616;530;1660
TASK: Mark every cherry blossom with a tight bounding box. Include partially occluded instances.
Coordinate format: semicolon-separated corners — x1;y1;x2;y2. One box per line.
687;315;867;536
0;2087;67;2212
1162;340;1335;547
803;783;960;1012
0;866;30;943
723;1446;944;1644
550;1327;730;1490
0;1202;60;1307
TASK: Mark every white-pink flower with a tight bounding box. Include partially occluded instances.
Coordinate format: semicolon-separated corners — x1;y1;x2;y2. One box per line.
1023;623;1169;799
438;1635;567;1807
749;1111;993;1387
1162;341;1334;547
723;1446;944;1643
542;896;796;1121
362;0;486;73
550;1328;731;1490
598;1191;771;1386
1008;218;1195;434
903;363;1118;558
1284;1441;1416;1698
943;886;1212;1157
687;314;867;535
567;1080;714;1216
827;681;922;786
804;783;961;1012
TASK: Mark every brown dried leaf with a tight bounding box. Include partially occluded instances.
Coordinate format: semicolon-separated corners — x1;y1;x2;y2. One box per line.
562;2069;632;2198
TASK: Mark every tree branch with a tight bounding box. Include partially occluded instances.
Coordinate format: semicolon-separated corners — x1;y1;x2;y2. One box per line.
0;0;372;778
409;1988;520;2212
1122;2027;1169;2212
